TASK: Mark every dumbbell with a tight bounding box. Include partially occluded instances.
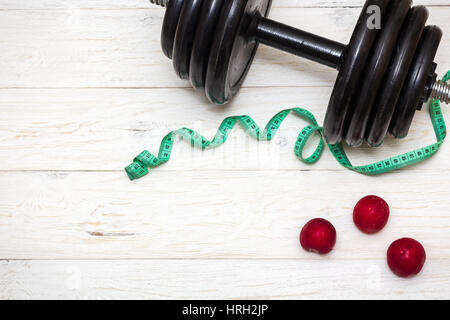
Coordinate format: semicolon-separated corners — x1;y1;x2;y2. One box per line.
149;0;449;147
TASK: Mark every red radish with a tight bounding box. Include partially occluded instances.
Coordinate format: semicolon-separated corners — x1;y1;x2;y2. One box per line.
353;195;390;234
300;218;336;254
387;238;426;278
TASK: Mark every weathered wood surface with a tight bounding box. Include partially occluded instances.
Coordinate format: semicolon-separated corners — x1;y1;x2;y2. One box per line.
1;259;449;299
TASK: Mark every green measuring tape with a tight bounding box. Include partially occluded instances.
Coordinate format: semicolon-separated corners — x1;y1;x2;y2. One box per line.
126;72;449;180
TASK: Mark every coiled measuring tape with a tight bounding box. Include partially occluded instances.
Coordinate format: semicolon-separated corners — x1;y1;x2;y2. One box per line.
125;71;449;180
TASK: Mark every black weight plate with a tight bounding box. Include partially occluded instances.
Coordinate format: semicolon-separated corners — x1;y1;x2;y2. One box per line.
344;0;411;147
189;0;225;89
172;0;204;79
389;25;442;138
322;0;391;145
161;0;184;59
205;0;272;105
365;6;428;147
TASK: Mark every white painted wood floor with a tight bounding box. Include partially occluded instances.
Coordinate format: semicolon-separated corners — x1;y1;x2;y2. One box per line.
1;0;450;299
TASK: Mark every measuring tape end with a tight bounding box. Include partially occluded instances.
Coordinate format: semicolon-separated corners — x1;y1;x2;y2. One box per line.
443;71;450;82
125;161;149;181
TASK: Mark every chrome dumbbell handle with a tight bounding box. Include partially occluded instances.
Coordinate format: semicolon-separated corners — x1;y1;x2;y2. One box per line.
431;80;450;104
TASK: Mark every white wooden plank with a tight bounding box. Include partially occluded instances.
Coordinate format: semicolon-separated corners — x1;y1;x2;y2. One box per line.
0;7;448;88
0;0;447;9
0;170;449;259
1;259;449;299
0;87;448;171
